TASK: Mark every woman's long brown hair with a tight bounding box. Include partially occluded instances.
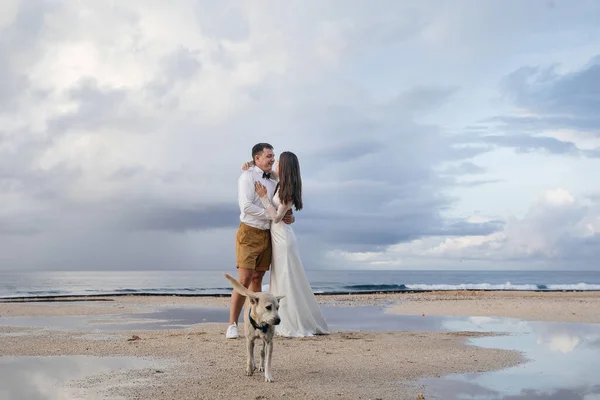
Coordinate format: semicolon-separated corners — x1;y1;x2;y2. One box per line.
276;151;303;211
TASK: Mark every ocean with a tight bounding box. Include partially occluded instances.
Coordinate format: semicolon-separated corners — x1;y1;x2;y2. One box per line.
1;269;600;299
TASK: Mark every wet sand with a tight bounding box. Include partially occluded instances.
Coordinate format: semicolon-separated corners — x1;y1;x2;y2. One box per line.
5;290;598;322
1;324;521;400
385;290;600;323
1;291;599;399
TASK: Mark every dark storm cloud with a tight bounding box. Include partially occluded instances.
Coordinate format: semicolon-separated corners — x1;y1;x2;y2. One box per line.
148;47;203;98
125;203;240;232
441;162;487;175
192;0;250;41
394;85;459;114
0;0;54;108
433;219;505;236
454;179;504;187
312;139;386;162
481;134;582;155
294;205;503;252
475;55;600;156
295;212;433;251
485;114;600;133
47;78;158;135
0;217;42;236
502;59;600;119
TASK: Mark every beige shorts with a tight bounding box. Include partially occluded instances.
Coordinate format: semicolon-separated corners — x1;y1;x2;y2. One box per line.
235;222;272;272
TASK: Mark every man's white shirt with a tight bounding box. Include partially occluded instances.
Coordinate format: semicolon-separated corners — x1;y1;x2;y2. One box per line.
238;166;277;230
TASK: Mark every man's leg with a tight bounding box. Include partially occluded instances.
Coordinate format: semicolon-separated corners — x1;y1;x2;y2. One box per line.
229;267;253;326
251;231;271;293
249;270;266;293
227;223;260;339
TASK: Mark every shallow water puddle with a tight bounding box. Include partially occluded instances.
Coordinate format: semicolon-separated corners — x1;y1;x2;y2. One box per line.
0;306;229;331
0;305;501;332
420;317;600;399
0;355;159;400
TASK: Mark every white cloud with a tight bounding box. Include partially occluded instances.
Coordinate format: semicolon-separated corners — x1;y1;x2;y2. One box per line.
335;188;600;269
541;188;575;207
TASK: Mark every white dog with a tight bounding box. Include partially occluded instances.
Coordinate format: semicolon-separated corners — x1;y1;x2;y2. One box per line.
224;273;284;382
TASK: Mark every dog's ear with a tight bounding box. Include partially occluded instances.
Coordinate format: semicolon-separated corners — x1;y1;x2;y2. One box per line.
276;295;285;302
224;273;250;297
248;294;259;305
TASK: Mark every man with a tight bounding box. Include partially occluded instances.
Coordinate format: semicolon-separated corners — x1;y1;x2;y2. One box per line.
226;142;294;339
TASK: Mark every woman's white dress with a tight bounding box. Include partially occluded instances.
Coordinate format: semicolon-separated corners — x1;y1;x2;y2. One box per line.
260;191;329;337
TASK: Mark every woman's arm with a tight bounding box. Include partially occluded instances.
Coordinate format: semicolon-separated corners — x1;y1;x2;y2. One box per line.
259;194;290;223
242;160;279;181
241;160;254;170
254;182;289;223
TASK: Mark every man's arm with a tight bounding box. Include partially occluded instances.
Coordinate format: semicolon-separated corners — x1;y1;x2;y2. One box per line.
238;173;270;219
282;209;294;224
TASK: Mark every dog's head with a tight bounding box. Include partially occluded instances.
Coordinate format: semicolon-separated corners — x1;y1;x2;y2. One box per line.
250;291;283;326
224;273;284;326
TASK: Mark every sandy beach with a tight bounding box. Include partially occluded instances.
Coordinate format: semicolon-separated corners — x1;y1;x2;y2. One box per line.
1;290;599;399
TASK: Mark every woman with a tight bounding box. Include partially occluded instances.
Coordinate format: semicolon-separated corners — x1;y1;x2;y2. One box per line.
241;151;329;337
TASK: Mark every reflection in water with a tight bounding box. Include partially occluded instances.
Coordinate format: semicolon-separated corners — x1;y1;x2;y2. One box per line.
0;307;231;331
539;331;581;353
423;317;600;399
0;305;455;332
0;356;156;400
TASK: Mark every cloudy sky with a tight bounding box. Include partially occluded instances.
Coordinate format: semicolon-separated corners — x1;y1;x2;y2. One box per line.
1;0;599;271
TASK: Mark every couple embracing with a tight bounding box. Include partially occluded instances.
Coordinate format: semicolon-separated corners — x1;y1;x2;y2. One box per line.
226;143;329;339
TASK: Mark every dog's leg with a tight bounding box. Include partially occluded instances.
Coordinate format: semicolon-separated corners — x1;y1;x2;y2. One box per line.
259;340;265;372
264;340;274;382
246;337;255;376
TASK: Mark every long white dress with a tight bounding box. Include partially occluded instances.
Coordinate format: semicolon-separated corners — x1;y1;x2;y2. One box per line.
259;191;329;337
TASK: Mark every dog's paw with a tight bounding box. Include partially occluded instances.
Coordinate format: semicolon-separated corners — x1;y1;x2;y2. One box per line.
258;365;264;372
264;375;274;383
246;369;254;376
